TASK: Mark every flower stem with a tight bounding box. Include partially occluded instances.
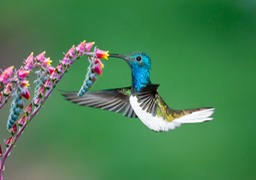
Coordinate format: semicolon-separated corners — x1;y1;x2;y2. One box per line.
0;49;94;179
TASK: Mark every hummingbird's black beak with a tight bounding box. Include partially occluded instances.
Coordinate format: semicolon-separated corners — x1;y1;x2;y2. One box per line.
109;53;128;61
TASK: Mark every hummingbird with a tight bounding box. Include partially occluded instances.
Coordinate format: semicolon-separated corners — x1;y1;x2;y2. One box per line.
62;52;214;132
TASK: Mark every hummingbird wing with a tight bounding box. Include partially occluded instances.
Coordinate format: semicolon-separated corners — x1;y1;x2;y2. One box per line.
62;87;137;118
130;84;214;131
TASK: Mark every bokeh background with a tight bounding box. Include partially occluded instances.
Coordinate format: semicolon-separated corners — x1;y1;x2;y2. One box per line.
1;0;256;179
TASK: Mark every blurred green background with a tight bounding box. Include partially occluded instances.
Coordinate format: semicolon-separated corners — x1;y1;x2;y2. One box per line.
1;0;256;179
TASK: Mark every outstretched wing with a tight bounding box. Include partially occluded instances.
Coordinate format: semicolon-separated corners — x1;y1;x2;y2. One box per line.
132;84;214;131
62;87;137;118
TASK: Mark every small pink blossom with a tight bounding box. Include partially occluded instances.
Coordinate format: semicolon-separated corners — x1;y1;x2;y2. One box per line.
76;40;86;53
0;66;14;84
42;57;52;67
20;80;30;87
38;85;45;96
24;103;33;114
48;66;55;74
33;97;41;106
44;79;52;89
50;71;58;80
3;82;12;95
95;49;109;60
94;58;104;68
18;115;27;126
93;64;103;75
85;42;95;52
24;53;34;71
65;45;75;58
17;69;30;79
60;57;72;65
56;63;63;73
35;51;46;62
9;123;17;135
21;88;30;100
5;137;14;147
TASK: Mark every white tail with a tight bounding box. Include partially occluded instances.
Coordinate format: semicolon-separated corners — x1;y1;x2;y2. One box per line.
173;108;215;124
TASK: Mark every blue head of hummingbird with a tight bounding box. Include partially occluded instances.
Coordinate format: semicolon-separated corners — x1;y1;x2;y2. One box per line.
63;52;214;132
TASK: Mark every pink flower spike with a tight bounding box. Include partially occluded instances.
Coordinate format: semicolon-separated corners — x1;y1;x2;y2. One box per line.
3;82;12;96
5;137;14;147
20;80;30;87
93;65;103;75
76;40;86;53
9;123;17;135
21;88;30;100
95;49;109;60
85;42;95;52
18;115;27;126
65;45;75;58
24;103;33;114
24;53;34;71
0;66;14;84
36;51;46;62
17;69;30;79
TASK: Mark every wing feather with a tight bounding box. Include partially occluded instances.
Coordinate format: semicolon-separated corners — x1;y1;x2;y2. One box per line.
62;87;137;118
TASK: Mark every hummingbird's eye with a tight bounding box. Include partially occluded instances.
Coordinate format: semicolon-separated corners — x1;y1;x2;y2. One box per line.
136;56;142;61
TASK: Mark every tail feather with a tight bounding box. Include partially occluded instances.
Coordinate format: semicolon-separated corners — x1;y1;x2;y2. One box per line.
173;108;215;124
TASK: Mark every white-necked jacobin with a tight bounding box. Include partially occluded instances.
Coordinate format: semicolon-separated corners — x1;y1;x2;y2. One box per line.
63;52;214;132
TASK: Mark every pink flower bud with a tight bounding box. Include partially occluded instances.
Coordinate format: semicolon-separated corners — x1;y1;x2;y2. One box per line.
93;65;103;75
50;71;58;80
17;69;30;79
21;88;30;100
24;53;34;71
38;85;45;96
65;45;75;58
76;40;86;53
95;49;109;60
5;137;14;147
44;79;52;89
20;80;30;87
24;103;33;115
35;51;46;62
48;66;55;74
94;58;104;68
3;82;12;96
18;115;27;126
60;57;72;65
9;123;17;135
56;63;63;73
33;97;41;106
0;66;14;84
41;57;52;68
85;42;95;52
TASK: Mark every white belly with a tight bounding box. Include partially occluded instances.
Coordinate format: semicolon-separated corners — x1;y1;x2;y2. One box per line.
129;95;180;132
129;95;214;132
